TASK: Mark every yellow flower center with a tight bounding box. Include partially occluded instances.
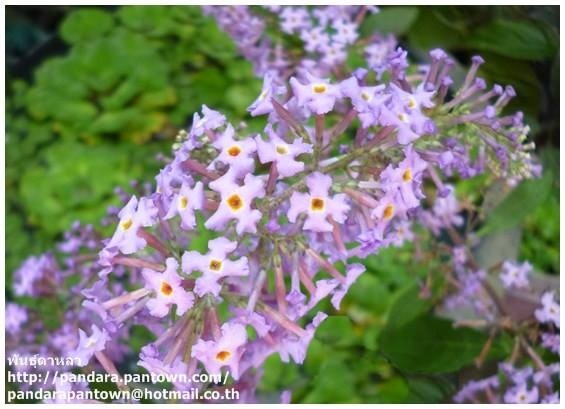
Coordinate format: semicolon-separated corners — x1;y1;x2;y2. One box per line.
160;281;173;296
383;205;395;220
402;169;412;182
276;145;289;155
121;218;133;231
312;84;327;94
258;90;268;100
85;338;97;348
407;97;417;109
227;145;242;157
215;350;232;362
310;197;325;212
209;259;223;272
226;194;244;212
398;113;410;123
361;91;372;102
179;196;188;210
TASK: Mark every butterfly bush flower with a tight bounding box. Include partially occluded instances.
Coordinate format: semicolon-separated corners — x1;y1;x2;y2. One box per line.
499;260;531;289
164;181;204;230
535;292;560;328
255;124;312;177
206;173;265;235
209;124;257;177
106;196;157;254
290;72;342;114
288;172;350;232
142;258;195;318
182;237;249;297
72;324;109;367
192;322;247;380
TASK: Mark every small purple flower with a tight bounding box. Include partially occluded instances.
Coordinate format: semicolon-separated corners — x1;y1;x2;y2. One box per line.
300;27;330;53
535;291;560;328
255;124;312;177
107;196;158;255
206;173;265;235
499;260;531;290
331;19;358;45
6;303;28;335
182;237;249;297
190;105;226;138
504;383;539;404
142;258;195;318
209;124;257;177
380;146;428;209
340;76;388;128
248;71;287;117
541;333;559;355
164;181;204;230
289;72;342;115
331;263;365;309
72;324;109;367
541;392;559;404
370;191;406;239
191;322;247;380
287;172;350;232
280;7;310;34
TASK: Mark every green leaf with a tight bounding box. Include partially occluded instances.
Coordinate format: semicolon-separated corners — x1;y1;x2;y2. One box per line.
478;170;553;236
361;6;419;36
386;284;434;329
315;316;358;347
379;315;487;374
59;8;114;45
468;18;558;61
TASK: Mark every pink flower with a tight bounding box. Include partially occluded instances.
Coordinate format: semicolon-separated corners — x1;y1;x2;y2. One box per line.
142;258;195;318
206;173;265;235
287;172;350;232
255;124;312;178
107;196;158;254
182;237;249;297
191;322;247;380
289;72;342;115
164;181;204;230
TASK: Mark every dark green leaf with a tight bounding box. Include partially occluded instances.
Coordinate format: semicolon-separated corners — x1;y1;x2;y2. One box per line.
361;7;419;36
379;315;487;374
469;18;557;61
478;170;553;236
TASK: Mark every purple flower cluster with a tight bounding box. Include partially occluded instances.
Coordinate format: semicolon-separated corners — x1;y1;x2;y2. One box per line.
7;7;552;403
205;6;386;79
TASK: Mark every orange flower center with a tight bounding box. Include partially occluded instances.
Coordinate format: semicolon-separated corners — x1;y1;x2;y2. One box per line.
402;169;412;182
209;259;223;272
226;194;244;211
160;281;173;296
216;350;232;362
227;145;241;157
310;197;325;212
383;205;395;220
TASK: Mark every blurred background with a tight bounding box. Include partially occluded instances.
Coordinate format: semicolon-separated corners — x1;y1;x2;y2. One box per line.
5;5;559;403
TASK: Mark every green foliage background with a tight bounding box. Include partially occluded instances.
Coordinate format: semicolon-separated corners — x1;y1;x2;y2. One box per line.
5;5;559;403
